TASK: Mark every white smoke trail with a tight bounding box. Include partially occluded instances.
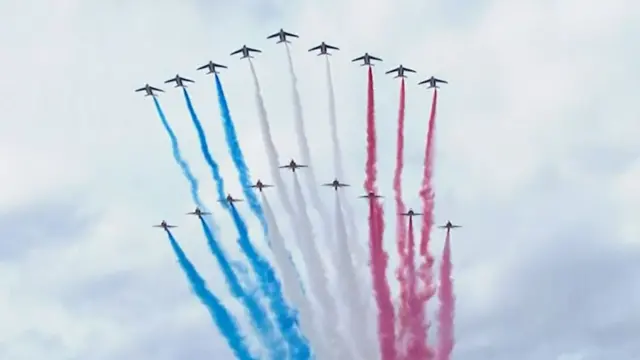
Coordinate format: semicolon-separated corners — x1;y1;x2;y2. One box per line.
324;57;367;270
324;56;377;353
248;59;335;358
292;174;353;360
261;193;327;359
284;45;334;246
333;192;374;360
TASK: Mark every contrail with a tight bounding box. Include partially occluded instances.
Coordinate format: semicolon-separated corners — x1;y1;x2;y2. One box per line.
392;78;410;352
153;96;281;356
164;230;256;360
292;173;351;360
415;89;440;359
334;191;372;360
182;89;309;359
212;74;268;233
363;66;396;360
436;229;455;360
283;44;333;245
262;193;327;360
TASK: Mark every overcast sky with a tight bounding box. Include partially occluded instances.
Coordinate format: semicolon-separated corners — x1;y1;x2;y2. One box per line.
1;0;639;359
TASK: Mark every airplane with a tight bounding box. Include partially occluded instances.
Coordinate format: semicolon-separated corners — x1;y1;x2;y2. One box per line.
186;207;211;217
386;65;417;78
400;209;423;217
251;179;274;192
438;221;461;230
230;45;262;59
218;194;244;204
358;191;383;199
308;42;340;56
352;53;382;66
152;220;177;230
322;178;350;190
279;159;308;173
197;61;227;74
164;74;194;88
418;76;448;89
135;84;164;97
267;29;299;43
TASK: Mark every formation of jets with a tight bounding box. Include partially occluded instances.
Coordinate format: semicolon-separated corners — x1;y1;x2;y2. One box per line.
279;159;308;173
145;28;455;231
136;28;447;98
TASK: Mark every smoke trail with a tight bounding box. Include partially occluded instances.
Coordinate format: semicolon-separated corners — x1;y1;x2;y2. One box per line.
334;192;370;360
415;89;440;359
283;45;333;242
164;230;256;360
392;79;410;349
182;89;308;358
324;57;367;276
262;193;326;360
363;66;396;360
154;96;281;356
247;59;296;216
292;173;351;360
436;230;455;360
213;74;268;233
405;216;422;359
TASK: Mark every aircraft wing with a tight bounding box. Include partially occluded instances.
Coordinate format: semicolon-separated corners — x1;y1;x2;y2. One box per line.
386;67;400;74
278;165;290;169
436;79;448;84
166;225;177;228
321;183;333;186
370;55;382;61
297;164;308;168
308;45;321;52
230;48;243;56
182;77;195;83
352;55;365;62
451;225;461;228
266;32;279;39
135;87;146;92
150;86;164;92
196;63;209;70
405;68;417;73
247;47;261;53
284;31;298;38
326;44;339;50
418;79;428;85
338;183;349;187
164;78;177;83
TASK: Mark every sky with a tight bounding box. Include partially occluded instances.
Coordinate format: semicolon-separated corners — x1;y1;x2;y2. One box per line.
0;0;639;359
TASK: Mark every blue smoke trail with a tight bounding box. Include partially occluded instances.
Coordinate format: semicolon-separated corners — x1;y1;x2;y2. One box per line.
182;89;310;359
213;74;267;233
152;97;277;356
165;230;256;360
199;217;283;358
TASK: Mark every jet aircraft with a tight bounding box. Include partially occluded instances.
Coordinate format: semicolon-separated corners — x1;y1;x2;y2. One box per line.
386;65;416;78
418;76;448;88
322;179;350;190
279;159;308;172
251;179;274;192
359;191;383;199
153;220;177;230
164;74;194;88
400;209;423;217
135;84;164;97
352;53;382;66
219;194;243;204
308;42;340;55
267;29;298;43
186;207;211;217
438;221;461;230
230;45;262;59
197;61;227;74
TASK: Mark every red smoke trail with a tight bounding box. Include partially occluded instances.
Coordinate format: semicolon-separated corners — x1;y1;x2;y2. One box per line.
364;66;397;360
412;89;440;359
436;229;455;360
405;215;419;358
393;79;410;347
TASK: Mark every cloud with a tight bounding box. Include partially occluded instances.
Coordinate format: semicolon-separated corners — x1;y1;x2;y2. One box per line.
0;0;639;358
